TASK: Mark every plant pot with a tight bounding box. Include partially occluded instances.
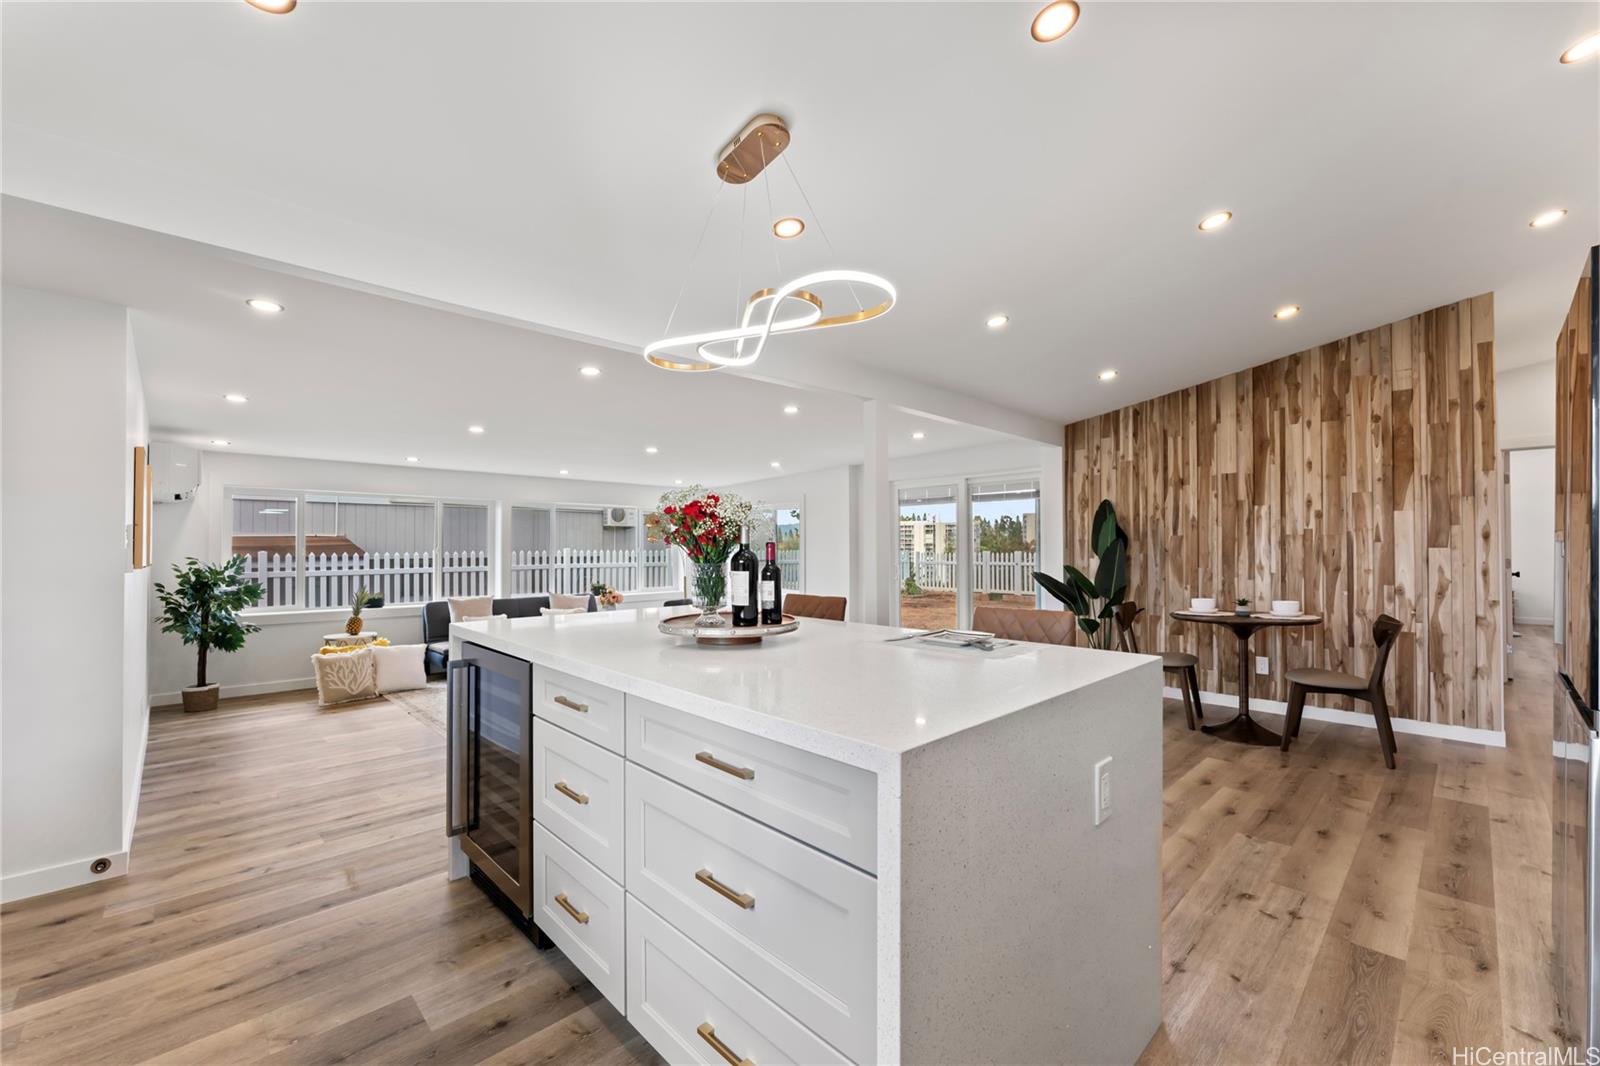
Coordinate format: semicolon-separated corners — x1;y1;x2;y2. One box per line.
182;684;220;713
1234;608;1251;617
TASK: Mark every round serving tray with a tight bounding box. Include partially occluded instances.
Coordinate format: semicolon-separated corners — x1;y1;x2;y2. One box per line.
658;610;799;645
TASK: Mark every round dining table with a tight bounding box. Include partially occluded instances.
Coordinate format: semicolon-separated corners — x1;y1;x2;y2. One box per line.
1168;610;1324;746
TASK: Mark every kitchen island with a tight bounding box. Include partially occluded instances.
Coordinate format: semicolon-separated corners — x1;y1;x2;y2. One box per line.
446;607;1162;1065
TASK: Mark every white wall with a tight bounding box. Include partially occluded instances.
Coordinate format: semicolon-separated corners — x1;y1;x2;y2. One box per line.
1497;360;1556;449
149;449;670;702
725;465;856;601
2;285;146;901
1509;447;1556;625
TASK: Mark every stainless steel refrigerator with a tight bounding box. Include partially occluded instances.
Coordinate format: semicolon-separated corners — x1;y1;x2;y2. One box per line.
1555;245;1599;1050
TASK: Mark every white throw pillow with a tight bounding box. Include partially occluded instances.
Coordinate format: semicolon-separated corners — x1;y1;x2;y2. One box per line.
549;593;588;610
543;606;586;616
371;643;427;694
448;595;494;621
311;648;379;706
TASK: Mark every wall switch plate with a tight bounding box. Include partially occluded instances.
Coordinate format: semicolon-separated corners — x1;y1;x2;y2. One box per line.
1256;655;1270;675
1093;756;1113;826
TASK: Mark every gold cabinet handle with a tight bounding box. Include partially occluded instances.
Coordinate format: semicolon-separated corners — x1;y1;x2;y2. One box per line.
554;892;589;925
695;868;755;910
696;1023;755;1066
554;781;590;805
553;695;589;714
695;751;755;780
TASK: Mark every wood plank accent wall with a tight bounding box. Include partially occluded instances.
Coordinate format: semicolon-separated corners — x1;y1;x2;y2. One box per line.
1065;294;1503;731
1556;249;1596;707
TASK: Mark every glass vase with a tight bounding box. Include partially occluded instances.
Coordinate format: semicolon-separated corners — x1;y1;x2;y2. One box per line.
688;553;730;627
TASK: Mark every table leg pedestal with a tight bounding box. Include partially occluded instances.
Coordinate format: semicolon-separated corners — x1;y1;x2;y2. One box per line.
1199;627;1283;746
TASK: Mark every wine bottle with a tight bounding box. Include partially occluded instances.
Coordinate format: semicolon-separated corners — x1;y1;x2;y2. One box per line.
729;532;759;627
760;541;783;624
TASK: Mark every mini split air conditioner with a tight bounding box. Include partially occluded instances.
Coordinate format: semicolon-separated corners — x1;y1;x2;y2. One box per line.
150;442;201;503
602;507;637;528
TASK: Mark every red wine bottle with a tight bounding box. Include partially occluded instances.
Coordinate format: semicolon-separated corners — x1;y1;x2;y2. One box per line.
729;532;759;627
760;542;783;624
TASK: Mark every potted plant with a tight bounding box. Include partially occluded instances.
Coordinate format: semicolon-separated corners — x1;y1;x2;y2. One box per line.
591;582;624;610
1033;499;1130;650
155;555;264;713
1234;597;1251;617
346;586;376;635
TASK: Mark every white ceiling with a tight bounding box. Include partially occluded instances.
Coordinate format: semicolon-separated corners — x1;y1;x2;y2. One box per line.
1;198;1004;484
2;2;1597;428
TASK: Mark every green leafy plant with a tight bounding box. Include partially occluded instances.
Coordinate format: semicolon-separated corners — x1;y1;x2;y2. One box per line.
1033;499;1130;649
155;556;264;688
902;574;923;597
350;586;375;617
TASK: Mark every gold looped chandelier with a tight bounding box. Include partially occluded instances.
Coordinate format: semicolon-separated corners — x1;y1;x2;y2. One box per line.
644;114;896;373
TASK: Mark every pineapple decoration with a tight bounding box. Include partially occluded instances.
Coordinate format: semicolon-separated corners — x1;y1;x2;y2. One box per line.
346;586;375;636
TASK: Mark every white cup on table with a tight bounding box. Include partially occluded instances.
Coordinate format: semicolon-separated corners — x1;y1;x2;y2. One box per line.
1190;597;1216;613
1271;599;1302;616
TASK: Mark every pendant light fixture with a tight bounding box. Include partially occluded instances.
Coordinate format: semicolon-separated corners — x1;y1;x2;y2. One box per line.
644;114;895;372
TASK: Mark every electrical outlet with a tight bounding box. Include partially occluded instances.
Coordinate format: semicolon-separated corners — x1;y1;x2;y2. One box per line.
1256;655;1270;675
1093;756;1113;826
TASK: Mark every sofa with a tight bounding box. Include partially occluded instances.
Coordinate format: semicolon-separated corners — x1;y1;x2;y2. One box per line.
422;593;596;675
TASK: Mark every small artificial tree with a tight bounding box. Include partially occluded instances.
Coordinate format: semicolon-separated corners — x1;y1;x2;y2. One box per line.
155;556;264;688
1032;499;1130;650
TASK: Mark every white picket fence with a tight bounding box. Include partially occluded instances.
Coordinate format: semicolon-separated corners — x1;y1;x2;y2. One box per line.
508;548;676;597
241;550;490;607
899;550;1039;594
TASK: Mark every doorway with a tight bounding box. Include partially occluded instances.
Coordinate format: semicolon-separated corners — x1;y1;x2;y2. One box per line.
893;474;1042;630
1504;446;1556;682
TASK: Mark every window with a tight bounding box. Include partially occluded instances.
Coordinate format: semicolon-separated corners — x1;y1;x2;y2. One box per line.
750;505;803;592
969;478;1040;613
227;488;493;612
896;484;959;630
509;503;675;596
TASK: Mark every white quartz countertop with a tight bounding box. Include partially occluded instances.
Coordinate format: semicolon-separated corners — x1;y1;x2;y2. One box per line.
452;608;1157;770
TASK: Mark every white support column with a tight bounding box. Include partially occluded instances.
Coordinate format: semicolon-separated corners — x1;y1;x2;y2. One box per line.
858;400;895;626
1037;441;1066;607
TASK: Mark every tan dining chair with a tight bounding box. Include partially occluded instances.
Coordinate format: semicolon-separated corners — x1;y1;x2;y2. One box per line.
1280;614;1404;769
970;605;1076;647
1114;603;1203;731
784;593;847;621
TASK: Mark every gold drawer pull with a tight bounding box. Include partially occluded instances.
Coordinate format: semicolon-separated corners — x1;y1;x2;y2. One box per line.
554;892;589;925
695;751;755;780
554;781;590;805
695;868;755;910
553;695;589;713
697;1023;755;1066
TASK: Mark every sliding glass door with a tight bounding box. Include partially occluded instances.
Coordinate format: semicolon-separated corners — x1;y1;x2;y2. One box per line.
893;474;1042;629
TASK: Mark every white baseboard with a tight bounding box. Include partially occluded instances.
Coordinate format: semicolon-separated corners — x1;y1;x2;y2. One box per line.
1163;686;1507;748
150;676;316;708
1;849;129;904
1514;615;1554;627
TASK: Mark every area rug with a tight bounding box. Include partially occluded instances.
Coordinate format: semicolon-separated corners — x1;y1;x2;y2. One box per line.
384;680;448;736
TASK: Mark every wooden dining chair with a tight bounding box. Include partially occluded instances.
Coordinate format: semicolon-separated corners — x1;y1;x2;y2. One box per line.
1280;614;1404;769
784;593;847;621
1114;603;1203;731
970;605;1076;647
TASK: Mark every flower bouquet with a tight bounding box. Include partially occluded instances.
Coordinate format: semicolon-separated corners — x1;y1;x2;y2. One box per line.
646;485;754;627
590;583;625;610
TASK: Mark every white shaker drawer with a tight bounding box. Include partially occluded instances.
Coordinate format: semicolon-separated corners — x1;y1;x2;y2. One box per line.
532;823;625;1012
533;718;625;883
626;896;851;1066
532;665;624;755
625;696;878;873
625;764;876;1063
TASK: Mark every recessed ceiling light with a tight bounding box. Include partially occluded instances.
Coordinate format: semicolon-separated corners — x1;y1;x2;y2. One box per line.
773;217;806;239
1198;211;1233;232
783;404;799;415
1530;208;1569;228
579;365;602;377
645;446;659;454
405;456;420;463
223;393;248;404
1274;305;1301;320
986;314;1010;330
912;431;926;440
245;298;283;313
1098;369;1118;381
1030;0;1080;42
770;461;782;468
559;469;570;476
467;425;485;434
1561;30;1600;64
210;439;230;446
244;0;297;12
